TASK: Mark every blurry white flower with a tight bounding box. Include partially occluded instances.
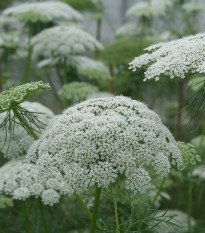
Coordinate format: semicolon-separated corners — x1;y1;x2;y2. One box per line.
38;56;110;81
0;159;73;205
116;22;141;38
182;3;205;12
192;165;205;180
129;33;205;81
0;101;54;158
31;26;103;59
27;96;182;194
126;0;172;18
2;1;83;24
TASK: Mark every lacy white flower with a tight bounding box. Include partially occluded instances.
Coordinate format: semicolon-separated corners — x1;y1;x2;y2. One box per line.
0;159;73;205
59;82;98;104
148;209;195;233
31;26;103;59
0;101;54;158
2;1;83;24
0;81;50;112
129;33;205;81
27;96;182;194
188;77;205;92
192;165;205;180
126;0;172;18
38;56;110;81
177;141;201;170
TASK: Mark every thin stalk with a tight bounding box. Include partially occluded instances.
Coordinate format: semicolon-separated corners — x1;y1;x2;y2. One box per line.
176;78;184;141
12;108;39;140
89;186;102;233
113;192;120;233
151;177;166;208
188;172;193;233
39;199;49;233
109;65;114;94
74;193;103;232
24;202;30;233
22;44;33;84
0;62;3;93
63;61;67;86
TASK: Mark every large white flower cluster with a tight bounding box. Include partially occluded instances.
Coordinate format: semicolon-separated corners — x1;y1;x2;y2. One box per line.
31;26;103;59
2;1;83;24
129;33;205;81
126;0;172;18
27;96;182;194
0;159;73;205
148;210;195;233
0;101;54;158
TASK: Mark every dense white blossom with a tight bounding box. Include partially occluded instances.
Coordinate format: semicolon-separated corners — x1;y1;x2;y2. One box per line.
31;26;103;59
129;33;205;81
148;210;195;233
0;102;54;158
0;159;73;205
59;82;98;104
27;96;182;194
2;1;83;24
126;0;172;18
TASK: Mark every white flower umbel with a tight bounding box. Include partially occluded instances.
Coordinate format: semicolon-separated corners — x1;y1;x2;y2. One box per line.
129;33;205;81
27;96;182;194
148;209;195;233
31;26;103;59
0;159;73;205
0;101;54;158
126;0;172;18
2;1;83;24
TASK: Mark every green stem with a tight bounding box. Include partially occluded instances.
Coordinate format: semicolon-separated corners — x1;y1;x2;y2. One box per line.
22;44;33;84
74;193;103;232
89;186;102;233
39;199;49;233
113;192;120;233
24;202;30;233
188;172;193;233
12;108;39;140
151;177;166;208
